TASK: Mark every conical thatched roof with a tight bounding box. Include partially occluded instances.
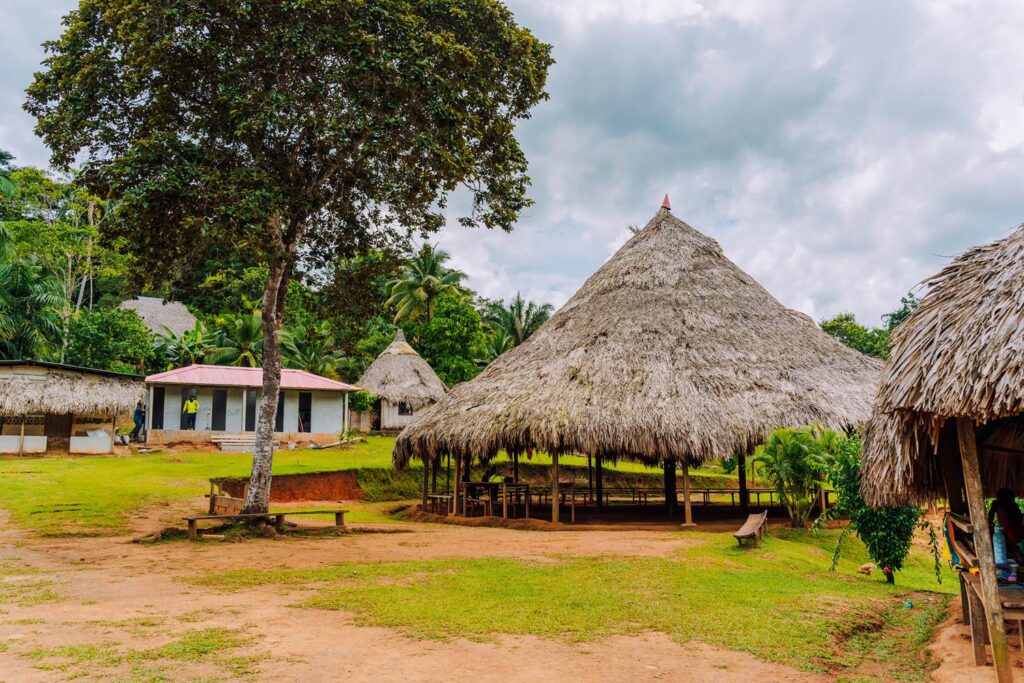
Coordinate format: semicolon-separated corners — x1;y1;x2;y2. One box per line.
0;361;143;417
358;330;446;409
394;206;881;467
119;296;197;337
862;224;1024;505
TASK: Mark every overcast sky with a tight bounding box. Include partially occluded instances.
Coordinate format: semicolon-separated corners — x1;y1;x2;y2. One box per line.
4;0;1024;324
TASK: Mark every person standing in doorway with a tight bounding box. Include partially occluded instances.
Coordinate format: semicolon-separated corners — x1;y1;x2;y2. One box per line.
183;394;199;430
130;400;146;442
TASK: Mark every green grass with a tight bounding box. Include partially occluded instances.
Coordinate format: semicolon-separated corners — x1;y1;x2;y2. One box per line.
0;437;742;537
185;529;954;677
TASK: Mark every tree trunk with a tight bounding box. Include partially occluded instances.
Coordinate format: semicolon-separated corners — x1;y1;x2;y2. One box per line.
242;255;291;515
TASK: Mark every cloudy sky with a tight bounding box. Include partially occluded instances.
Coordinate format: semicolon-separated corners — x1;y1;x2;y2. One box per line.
3;0;1024;324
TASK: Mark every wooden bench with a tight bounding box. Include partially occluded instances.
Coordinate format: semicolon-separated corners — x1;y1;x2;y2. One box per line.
733;510;768;546
183;509;348;541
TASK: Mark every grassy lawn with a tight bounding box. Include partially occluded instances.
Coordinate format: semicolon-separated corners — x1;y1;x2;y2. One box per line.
186;528;955;679
0;437;739;536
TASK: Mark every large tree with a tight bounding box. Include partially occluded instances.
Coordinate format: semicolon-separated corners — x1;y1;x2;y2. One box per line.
386;244;465;324
28;0;551;513
483;291;552;345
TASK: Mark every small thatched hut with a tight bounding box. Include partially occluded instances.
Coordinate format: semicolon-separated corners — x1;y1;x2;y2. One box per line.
395;201;881;521
119;296;197;336
0;361;143;454
861;225;1024;679
358;330;446;433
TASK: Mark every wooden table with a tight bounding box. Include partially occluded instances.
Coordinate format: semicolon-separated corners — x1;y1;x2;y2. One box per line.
459;482;531;519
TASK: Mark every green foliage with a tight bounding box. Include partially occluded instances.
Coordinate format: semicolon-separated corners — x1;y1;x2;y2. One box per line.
206;311;263;367
754;425;834;528
828;434;925;584
386;245;465;324
0;229;65;360
479;328;515;363
819;313;889;359
152;322;213;371
720;454;739;474
405;291;486;385
482;292;553;345
0;149;15;200
281;322;354;380
348;390;376;414
64;307;153;373
820;293;921;360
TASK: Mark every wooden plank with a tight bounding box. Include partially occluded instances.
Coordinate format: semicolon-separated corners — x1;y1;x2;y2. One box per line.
595;455;604;511
681;461;695;527
551;451;560;525
967;577;988;665
421;456;429;510
958;417;1012;681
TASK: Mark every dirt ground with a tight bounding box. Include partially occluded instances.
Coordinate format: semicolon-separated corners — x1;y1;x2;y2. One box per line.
0;502;1000;682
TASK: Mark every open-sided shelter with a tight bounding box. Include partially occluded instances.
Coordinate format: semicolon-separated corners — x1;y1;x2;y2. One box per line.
395;200;882;522
0;360;143;454
357;329;446;433
862;225;1024;680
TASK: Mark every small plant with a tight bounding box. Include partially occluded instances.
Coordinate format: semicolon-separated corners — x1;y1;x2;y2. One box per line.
753;425;831;528
348;390;376;414
719;454;738;474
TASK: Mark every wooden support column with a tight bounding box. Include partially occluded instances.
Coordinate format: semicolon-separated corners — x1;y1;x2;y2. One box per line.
513;451;519;483
109;415;116;453
595;455;604;510
18;419;25;455
551;451;560;524
451;454;461;517
431;455;439;494
681;461;695;527
737;452;749;512
958;417;1012;681
664;458;677;516
587;454;593;502
421;457;429;510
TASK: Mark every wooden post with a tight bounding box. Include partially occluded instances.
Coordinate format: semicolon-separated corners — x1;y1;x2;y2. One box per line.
664;459;677;516
109;415;116;453
432;454;439;494
587;454;593;503
451;454;461;517
18;419;25;455
551;451;560;525
737;453;749;512
513;451;519;483
958;417;1012;681
681;461;695;527
502;482;508;519
595;455;604;510
421;456;429;510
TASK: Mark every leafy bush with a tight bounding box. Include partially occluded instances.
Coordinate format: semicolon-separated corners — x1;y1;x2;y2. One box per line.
719;454;738;474
753;425;831;528
349;390;376;414
828;434;927;584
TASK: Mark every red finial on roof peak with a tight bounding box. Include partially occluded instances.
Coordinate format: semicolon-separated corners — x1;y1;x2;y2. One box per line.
661;194;671;210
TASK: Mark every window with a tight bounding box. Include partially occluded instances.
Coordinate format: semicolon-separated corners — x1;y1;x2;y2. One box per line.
398;401;413;416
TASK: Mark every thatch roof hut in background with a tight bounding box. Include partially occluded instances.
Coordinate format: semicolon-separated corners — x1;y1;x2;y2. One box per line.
0;360;143;454
861;225;1024;679
119;296;197;336
395;200;881;522
358;330;446;433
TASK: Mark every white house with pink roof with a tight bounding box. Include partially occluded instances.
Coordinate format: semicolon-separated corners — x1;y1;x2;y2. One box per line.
144;364;359;449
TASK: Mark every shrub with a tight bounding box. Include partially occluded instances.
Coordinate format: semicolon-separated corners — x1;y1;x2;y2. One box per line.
753;425;831;528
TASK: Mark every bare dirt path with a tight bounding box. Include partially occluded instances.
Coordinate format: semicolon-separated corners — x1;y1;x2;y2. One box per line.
0;507;833;683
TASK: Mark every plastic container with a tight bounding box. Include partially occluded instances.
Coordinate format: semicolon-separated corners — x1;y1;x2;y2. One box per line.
994;524;1009;565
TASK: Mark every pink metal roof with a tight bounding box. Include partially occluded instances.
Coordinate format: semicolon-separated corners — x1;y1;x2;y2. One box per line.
145;365;359;392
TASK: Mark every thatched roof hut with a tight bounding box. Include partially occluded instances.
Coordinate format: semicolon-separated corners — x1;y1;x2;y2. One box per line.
862;224;1024;507
119;296;197;336
0;361;143;417
358;330;446;410
394;204;881;468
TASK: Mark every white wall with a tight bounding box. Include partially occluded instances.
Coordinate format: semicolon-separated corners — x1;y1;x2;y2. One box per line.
381;399;417;429
148;385;347;436
0;435;47;453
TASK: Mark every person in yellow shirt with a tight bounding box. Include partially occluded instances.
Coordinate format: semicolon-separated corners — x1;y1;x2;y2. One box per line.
182;394;200;430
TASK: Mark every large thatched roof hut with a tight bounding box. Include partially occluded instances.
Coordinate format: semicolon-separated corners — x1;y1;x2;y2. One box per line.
395;202;881;523
358;330;446;432
862;225;1024;506
0;360;143;454
860;224;1024;679
396;204;880;468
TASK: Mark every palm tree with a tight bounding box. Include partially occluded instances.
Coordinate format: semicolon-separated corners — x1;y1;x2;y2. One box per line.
753;426;831;528
282;323;353;380
152;321;213;370
478;329;515;365
0;246;65;360
385;245;465;324
483;292;553;346
207;311;264;367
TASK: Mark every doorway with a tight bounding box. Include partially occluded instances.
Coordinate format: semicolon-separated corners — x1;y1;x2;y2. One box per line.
211;389;227;431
